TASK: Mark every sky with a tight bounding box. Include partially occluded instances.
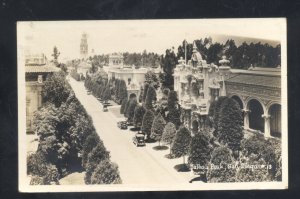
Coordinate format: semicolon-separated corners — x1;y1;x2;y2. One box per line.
17;19;286;62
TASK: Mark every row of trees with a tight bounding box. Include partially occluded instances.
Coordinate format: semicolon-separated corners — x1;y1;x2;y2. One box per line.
123;51;161;68
112;79;128;104
28;71;121;185
122;85;282;182
84;70;112;104
176;38;281;68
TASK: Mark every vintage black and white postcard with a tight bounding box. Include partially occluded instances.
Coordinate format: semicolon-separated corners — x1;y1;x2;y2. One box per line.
17;19;287;192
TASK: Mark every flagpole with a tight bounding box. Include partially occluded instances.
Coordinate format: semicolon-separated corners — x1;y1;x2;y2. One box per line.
184;40;187;65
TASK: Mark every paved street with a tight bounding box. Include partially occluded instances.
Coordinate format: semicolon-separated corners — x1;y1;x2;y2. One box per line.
69;77;192;185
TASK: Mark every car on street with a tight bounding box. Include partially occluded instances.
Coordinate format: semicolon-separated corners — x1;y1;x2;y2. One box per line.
132;133;145;147
117;121;128;130
103;105;108;112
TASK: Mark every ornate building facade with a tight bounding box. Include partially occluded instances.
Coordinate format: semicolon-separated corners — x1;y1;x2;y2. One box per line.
173;41;281;138
25;54;60;133
107;53;160;99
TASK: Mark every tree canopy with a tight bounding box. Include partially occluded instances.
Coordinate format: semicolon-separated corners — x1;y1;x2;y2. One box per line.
141;109;155;139
150;113;166;145
133;105;146;128
217;98;244;151
171;126;192;163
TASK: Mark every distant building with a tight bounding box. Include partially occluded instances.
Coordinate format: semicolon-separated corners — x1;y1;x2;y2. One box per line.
25;53;47;66
80;33;88;59
25;54;60;133
77;60;92;77
173;41;281;138
107;53;160;99
108;53;124;67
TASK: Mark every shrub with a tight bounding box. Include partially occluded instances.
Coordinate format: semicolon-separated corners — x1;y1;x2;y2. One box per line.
133;105;146;128
138;85;144;103
167;108;181;129
207;146;235;182
82;133;100;169
42;71;71;107
191;120;199;134
171;126;192;164
217;98;244;151
27;152;59;185
124;100;131;118
240;133;280;180
167;90;178;110
120;98;128;114
30;176;45;185
236;154;270;182
126;98;138;122
150;113;166;146
102;86;111;103
145;85;156;110
142;83;149;103
118;79;128;101
91;160;122;184
161;122;177;154
84;142;110;184
212;96;228;134
141;109;155;140
188;131;211;174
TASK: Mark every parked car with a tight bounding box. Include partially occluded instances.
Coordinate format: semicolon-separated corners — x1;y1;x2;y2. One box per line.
132;133;145;147
103;105;108;112
87;90;92;95
117;121;127;130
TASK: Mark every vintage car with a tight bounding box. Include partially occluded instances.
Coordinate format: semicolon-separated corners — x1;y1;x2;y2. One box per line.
103;105;108;112
117;121;128;130
132;133;145;147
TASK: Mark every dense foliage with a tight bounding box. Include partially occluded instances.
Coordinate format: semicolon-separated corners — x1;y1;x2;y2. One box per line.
160;48;177;90
150;113;166;146
217;98;244;151
177;38;281;68
144;71;160;89
43;71;71;107
123;51;161;68
207;146;236;182
142;83;149;103
90;160;122;184
188;131;211;175
133;105;146;128
171;126;192;164
145;85;157;110
29;71;121;185
126;98;138;123
141;110;155;140
161;122;177;147
85;142;110;184
120;98;128;114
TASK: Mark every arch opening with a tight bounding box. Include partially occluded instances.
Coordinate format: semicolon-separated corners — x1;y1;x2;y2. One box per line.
129;93;137;100
248;99;264;132
231;95;244;110
269;104;281;138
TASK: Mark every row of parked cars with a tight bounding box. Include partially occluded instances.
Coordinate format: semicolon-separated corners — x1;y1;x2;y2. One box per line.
117;121;145;147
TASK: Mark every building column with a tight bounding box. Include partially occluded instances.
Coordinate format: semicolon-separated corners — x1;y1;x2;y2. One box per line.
262;114;271;137
37;86;42;108
242;108;250;129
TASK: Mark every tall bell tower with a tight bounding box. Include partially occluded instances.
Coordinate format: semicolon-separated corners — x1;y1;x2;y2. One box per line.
80;33;88;59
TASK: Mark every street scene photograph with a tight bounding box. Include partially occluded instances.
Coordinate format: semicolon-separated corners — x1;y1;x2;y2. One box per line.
17;19;287;191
